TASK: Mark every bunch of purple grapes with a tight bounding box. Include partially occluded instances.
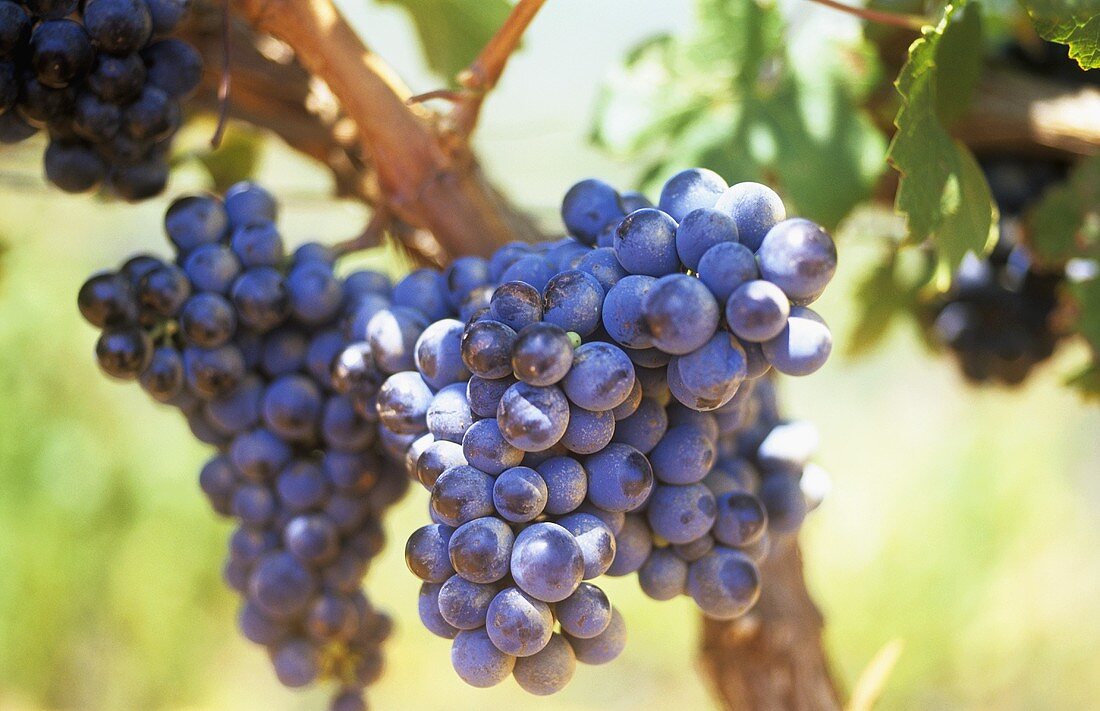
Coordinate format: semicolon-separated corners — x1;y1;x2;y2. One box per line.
931;155;1069;386
0;0;202;199
78;182;417;711
358;168;836;693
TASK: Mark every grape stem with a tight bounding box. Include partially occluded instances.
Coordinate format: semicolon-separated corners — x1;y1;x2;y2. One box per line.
210;0;233;148
805;0;926;31
451;0;549;137
333;207;392;257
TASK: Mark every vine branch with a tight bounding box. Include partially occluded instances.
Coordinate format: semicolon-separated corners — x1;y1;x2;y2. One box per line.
805;0;926;31
230;0;539;259
452;0;549;137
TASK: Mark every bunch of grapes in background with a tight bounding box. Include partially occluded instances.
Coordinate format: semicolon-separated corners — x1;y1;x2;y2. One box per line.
77;183;422;711
0;0;202;199
930;154;1070;386
360;167;836;693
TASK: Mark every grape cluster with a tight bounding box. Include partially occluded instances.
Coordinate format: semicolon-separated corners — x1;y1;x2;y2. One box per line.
0;0;201;199
356;168;836;693
78;183;417;711
931;155;1069;386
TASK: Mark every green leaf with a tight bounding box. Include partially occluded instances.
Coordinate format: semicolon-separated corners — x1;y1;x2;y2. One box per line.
591;0;885;230
847;241;936;355
1028;153;1100;265
1020;0;1100;69
887;2;997;277
1067;274;1100;397
379;0;513;80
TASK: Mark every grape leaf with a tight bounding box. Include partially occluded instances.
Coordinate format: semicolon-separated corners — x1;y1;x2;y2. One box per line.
1067;275;1100;397
887;2;997;276
847;240;936;355
1028;153;1100;265
378;0;512;80
1020;0;1100;69
591;0;885;230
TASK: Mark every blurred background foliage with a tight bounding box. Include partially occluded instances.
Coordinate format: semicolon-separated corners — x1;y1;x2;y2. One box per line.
0;0;1098;709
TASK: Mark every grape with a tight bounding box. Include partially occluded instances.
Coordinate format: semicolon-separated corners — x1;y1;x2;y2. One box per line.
610;378;643;421
561;178;625;245
638;547;688;600
512;632;577;695
443;256;491;308
756;219;837;305
44;140;106;192
613;208;679;276
758;472;808;534
714;182;786;252
485;586;554;656
31;19;94;88
611;397;667;454
141;38;201;98
95;326;152;378
542;269;604;336
376;371;432;435
492;466;547;523
461;418;522;475
430;465;495;527
712;492;767;547
425;383;474;443
536;456;587;515
511;322;574;386
725;280;791;342
489;280;543;331
646;482;718;544
641;274;720;355
392;268;450;322
605;514;651;576
0;3;31;57
671;333;747;406
180;292;237;347
565;607;626;665
675;207;737;270
231;223;284;268
225;181;278;227
601;274;656;348
437;574;498;630
501;254;555;291
262;374;323;441
658;168;727;222
760;306;832;376
451;627;515;687
78;271;137;328
560;404;615;455
419;583;459;639
686;547;761;619
634;366;671;407
460;319;516;379
583;443;653;513
249;551;317;618
561;341;635;411
487;242;532;282
510;522;584;603
466;374;514;419
123;85;178;141
555;513;616;579
649;425;716;485
496;381;570;452
576;246;627;294
555;583;612;639
139;346;184;402
414;319;469;389
415;440;466;489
